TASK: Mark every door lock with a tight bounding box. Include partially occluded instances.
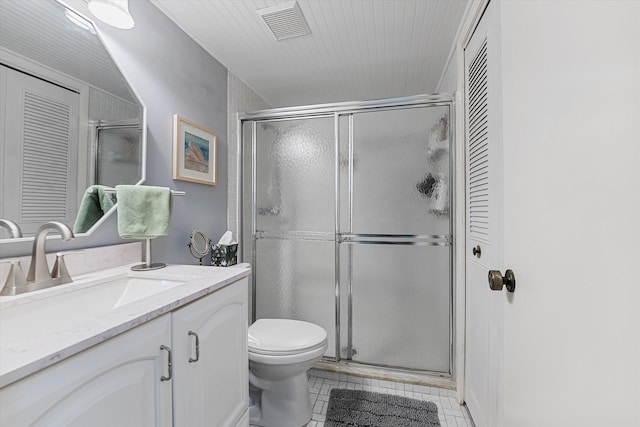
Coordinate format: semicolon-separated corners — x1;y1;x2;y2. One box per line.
488;269;516;292
472;245;481;258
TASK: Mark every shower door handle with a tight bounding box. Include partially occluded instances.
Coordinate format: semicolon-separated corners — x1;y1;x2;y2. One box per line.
488;269;516;292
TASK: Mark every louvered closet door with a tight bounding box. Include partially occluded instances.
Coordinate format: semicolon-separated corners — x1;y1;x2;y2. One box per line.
464;1;504;426
1;65;79;236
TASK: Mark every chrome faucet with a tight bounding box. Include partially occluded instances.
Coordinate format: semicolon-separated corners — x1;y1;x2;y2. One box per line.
1;221;75;296
0;219;22;238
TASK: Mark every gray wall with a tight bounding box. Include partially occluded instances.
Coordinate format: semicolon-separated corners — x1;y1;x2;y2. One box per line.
1;0;228;264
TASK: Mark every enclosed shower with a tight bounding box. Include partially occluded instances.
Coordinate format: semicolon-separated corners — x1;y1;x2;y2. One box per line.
241;95;454;376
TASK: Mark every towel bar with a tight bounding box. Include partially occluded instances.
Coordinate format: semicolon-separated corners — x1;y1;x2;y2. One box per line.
88;186;185;270
89;187;186;196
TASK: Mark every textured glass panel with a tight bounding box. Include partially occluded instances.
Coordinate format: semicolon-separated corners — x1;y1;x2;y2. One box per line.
338;114;351;233
255;239;336;357
95;126;141;186
350;106;450;235
255;118;334;232
241;120;253;263
349;244;450;372
338;242;351;360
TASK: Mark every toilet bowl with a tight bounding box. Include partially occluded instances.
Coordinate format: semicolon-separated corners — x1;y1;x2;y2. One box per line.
248;318;328;427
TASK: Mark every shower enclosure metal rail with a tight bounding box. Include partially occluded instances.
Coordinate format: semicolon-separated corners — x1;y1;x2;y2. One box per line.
240;94;454;375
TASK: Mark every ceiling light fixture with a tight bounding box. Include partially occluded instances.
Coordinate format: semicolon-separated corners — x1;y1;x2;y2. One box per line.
87;0;135;30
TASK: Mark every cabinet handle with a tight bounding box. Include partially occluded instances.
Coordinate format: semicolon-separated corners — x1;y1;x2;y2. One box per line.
188;331;200;363
160;345;172;381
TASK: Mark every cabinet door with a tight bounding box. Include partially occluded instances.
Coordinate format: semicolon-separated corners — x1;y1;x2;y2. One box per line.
0;315;172;426
172;278;249;427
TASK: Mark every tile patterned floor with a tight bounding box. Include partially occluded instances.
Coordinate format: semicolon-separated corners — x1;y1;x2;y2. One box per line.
305;369;473;427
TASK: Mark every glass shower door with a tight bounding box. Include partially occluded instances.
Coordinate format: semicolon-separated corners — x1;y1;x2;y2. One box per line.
243;96;454;373
249;117;338;357
338;106;452;372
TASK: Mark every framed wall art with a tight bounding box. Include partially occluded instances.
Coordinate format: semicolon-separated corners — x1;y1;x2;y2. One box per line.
172;114;217;185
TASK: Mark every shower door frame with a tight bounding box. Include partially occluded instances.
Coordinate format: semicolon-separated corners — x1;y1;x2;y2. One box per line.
239;94;457;376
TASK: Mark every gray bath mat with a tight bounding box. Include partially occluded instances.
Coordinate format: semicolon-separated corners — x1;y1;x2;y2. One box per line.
325;388;441;427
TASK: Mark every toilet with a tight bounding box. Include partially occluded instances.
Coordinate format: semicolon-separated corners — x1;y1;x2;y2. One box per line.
248;318;328;427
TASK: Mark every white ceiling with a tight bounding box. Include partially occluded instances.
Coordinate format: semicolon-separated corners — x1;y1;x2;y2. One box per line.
151;0;470;108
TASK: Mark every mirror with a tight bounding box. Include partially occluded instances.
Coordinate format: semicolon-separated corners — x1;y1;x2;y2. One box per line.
0;0;146;240
188;229;211;265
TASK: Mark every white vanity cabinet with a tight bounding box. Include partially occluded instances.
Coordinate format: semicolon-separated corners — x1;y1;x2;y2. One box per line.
0;273;250;427
0;314;173;426
172;277;249;427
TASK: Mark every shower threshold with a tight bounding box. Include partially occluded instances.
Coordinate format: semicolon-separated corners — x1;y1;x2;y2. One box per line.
314;359;455;391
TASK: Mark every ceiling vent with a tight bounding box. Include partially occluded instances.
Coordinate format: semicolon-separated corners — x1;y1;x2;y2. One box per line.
257;1;311;41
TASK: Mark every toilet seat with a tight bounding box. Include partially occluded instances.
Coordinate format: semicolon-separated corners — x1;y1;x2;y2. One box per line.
249;319;327;356
248;343;328;366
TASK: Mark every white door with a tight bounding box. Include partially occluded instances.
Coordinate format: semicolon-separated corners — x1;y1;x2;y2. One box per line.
463;1;640;426
497;2;640;425
463;2;505;426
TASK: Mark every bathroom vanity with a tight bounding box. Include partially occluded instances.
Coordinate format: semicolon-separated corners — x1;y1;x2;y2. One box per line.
0;263;250;426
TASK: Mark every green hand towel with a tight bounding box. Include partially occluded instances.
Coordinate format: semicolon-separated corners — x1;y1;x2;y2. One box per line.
116;185;173;239
73;185;117;233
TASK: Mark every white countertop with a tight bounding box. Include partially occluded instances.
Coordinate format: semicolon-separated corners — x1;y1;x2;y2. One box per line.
0;264;250;388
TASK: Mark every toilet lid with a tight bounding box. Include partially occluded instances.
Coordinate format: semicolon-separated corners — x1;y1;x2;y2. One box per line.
248;319;327;354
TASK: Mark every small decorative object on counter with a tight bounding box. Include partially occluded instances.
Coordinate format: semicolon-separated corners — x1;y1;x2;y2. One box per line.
211;243;238;266
188;229;211;265
211;231;237;266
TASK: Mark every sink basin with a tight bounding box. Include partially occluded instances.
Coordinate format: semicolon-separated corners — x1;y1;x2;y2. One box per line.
0;273;186;343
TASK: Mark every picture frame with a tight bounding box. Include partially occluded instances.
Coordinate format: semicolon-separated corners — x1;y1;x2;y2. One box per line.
172;114;217;185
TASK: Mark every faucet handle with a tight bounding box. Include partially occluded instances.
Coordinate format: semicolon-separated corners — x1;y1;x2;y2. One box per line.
0;219;22;238
51;251;86;280
0;259;27;296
